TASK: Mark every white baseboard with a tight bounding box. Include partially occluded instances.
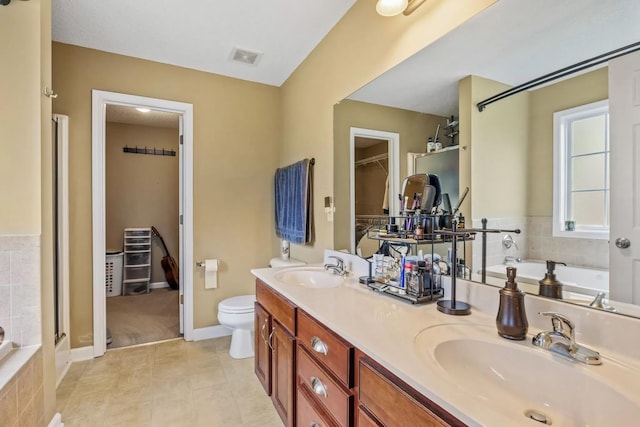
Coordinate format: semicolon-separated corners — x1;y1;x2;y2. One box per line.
70;346;94;362
192;325;231;341
48;413;63;427
150;281;169;289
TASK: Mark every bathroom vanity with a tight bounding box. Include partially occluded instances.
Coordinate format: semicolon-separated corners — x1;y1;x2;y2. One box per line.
254;278;460;426
252;263;640;427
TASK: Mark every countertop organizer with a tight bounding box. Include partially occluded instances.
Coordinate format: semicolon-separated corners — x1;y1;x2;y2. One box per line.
365;212;476;305
122;227;152;295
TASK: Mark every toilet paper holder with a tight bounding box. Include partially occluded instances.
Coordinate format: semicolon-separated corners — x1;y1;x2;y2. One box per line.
197;260;220;268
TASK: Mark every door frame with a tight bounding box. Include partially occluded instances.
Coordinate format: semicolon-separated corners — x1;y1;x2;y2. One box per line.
91;90;194;357
349;127;400;254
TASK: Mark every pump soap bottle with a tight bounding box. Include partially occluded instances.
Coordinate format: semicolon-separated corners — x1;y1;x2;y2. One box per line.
496;266;528;340
538;260;567;299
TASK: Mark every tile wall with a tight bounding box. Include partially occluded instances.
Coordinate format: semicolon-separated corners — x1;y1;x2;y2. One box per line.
471;216;609;271
527;216;608;269
0;235;41;347
0;235;44;426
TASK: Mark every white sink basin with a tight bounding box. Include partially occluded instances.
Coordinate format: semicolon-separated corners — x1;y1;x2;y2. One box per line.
414;323;640;426
273;266;344;288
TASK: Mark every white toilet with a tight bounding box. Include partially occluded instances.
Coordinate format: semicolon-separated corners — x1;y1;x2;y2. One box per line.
218;257;306;359
218;295;257;359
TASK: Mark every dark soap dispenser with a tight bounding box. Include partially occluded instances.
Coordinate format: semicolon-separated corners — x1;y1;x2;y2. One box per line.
496;266;528;340
538;260;567;299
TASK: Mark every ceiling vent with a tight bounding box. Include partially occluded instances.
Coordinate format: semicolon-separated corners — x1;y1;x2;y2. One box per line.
230;47;262;66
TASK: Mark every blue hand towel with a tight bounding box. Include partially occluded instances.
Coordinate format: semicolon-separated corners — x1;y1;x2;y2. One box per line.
275;159;314;244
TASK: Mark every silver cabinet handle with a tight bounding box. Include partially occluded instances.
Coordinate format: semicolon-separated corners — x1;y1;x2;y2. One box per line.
260;320;268;343
310;422;320;427
268;328;275;351
310;336;328;355
310;376;328;398
616;237;631;249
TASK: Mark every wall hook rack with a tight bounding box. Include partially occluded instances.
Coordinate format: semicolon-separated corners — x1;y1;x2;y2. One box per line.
123;146;176;157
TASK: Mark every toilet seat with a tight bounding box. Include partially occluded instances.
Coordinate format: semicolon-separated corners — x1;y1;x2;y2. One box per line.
218;295;255;314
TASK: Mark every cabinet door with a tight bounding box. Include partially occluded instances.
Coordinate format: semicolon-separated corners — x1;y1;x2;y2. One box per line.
272;319;296;427
254;302;271;395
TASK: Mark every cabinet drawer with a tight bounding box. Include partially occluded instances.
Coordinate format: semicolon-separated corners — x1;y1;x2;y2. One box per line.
297;310;353;387
256;280;296;335
359;359;451;427
297;345;352;427
297;385;340;427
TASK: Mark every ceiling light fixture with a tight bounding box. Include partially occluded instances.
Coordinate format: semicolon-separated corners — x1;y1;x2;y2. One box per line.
376;0;426;17
136;108;150;113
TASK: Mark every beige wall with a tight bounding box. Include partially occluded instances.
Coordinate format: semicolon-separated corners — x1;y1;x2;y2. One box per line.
463;75;530;220
527;67;608;215
0;0;42;234
282;0;497;262
106;122;179;284
333;99;448;251
53;42;281;344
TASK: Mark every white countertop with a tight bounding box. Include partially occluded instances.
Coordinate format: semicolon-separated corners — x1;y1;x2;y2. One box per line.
252;263;640;427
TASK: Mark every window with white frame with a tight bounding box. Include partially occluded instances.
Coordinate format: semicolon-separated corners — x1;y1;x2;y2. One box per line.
553;100;609;239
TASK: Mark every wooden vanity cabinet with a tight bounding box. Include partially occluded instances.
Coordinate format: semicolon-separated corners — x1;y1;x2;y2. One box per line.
357;355;465;427
255;279;297;426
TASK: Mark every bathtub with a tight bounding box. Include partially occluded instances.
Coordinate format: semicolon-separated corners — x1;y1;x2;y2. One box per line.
485;260;609;298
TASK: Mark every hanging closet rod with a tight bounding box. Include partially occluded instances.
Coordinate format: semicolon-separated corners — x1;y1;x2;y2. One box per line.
477;40;640;112
355;153;388;167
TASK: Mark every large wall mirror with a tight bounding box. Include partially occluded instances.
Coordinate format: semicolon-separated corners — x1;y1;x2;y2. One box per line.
333;0;640;318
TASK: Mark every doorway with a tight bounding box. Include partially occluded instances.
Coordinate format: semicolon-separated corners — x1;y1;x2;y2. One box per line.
349;127;400;256
92;90;194;357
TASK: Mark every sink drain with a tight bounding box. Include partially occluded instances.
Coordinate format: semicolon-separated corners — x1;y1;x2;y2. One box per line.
525;410;552;425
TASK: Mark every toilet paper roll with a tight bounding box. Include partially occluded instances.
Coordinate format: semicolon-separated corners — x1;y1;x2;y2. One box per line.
205;259;219;289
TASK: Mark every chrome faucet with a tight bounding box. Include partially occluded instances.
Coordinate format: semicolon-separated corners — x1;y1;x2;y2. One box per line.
504;255;521;264
532;312;601;365
589;292;616;312
324;256;348;276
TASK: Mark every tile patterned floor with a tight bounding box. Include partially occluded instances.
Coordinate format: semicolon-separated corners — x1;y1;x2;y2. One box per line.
56;337;282;427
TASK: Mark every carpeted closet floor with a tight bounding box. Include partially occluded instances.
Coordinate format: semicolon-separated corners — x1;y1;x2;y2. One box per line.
106;288;180;348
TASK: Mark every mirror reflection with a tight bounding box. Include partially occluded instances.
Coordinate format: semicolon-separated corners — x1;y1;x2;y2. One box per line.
333;0;640;318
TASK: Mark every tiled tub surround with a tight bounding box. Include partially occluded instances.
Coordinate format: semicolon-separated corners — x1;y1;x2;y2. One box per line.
0;348;45;427
527;216;608;269
0;235;44;426
0;235;42;347
471;216;608;272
